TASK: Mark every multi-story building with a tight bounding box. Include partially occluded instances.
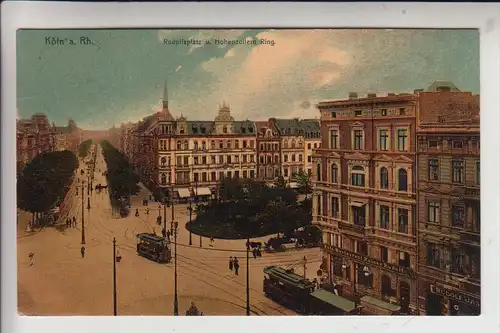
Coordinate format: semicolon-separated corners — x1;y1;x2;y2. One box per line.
141;84;258;199
300;119;322;176
255;120;281;183
272;118;305;185
313;91;418;315
53;119;81;152
416;84;480;316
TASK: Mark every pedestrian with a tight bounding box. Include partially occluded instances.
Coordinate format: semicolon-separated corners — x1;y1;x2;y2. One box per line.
135;208;139;217
234;257;239;275
146;208;150;215
252;248;257;259
80;246;85;258
28;252;35;267
257;248;262;257
73;216;76;227
161;228;167;238
210;236;214;246
229;256;234;271
167;230;171;240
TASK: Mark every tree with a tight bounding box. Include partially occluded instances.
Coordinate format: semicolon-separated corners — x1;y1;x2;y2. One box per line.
78;139;93;158
273;175;288;189
295;170;312;194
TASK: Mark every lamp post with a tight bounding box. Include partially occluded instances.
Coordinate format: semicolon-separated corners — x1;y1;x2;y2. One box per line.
113;237;117;316
246;239;250;316
81;181;86;245
188;198;193;245
171;220;179;316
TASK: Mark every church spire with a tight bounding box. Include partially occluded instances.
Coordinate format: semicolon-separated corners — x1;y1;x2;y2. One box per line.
163;78;169;109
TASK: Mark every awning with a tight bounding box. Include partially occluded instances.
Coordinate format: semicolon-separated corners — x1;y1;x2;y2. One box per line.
349;201;366;208
289;182;300;189
194;187;212;196
177;188;191;198
360;296;401;312
310;289;357;312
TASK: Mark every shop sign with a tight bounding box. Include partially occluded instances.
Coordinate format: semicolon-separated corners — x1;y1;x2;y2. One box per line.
322;244;416;279
430;285;480;308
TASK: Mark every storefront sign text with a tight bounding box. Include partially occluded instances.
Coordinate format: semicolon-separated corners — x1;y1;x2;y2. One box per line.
430;285;480;308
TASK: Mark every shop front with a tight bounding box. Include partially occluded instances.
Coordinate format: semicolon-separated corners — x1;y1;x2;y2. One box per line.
427;284;480;316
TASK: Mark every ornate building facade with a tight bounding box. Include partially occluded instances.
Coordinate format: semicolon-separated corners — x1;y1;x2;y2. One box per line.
300;119;322;176
255;120;281;182
313;92;418;315
272;118;305;185
416;87;480;316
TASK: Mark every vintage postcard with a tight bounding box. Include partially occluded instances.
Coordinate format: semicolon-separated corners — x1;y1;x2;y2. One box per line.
16;28;480;317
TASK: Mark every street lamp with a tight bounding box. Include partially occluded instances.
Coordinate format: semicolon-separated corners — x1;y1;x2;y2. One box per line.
171;220;179;316
246;240;250;316
81;180;86;245
188;198;193;246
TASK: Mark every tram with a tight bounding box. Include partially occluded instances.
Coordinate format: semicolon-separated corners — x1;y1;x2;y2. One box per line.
136;233;172;263
263;265;361;315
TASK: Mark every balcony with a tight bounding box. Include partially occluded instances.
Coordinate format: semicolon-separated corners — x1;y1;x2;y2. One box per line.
465;186;480;199
458;230;480;247
338;220;366;235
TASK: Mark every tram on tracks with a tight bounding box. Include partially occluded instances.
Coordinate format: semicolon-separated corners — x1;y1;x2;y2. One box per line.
136;233;172;263
263;265;361;315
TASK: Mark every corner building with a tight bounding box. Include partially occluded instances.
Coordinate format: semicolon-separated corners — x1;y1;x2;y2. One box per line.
313;92;418;315
416;87;480;315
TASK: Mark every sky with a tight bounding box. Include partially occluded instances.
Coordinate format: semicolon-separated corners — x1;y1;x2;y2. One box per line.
17;29;479;130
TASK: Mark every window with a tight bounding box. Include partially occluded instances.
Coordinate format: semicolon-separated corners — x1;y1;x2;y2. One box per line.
399;108;405;115
235;141;239;149
194;141;198;150
243;170;248;178
381;109;387;116
177;141;181;150
428;201;440;223
330;197;339;218
227;155;232;164
284;154;288;162
397;129;407;151
381;246;388;262
202;141;206;150
211;156;216;164
291;140;296;149
398;169;408;191
314;143;318;149
379;130;389;151
219;156;224;164
298;154;303;162
451;205;465;228
476;161;480;185
227;171;232;178
291;154;296;162
223;125;228;134
380;205;390;229
161;173;167;185
331;164;338;183
354;110;362;117
427;243;440;268
452;140;463;149
235;170;240;179
428;159;439;181
202;172;207;182
308;143;311;149
308;156;312;163
351;166;365;187
398;208;409;234
250;170;255;178
428;140;438;148
194;157;199;165
177;156;182;166
160;157;167;167
219;141;223;149
380;167;389;189
183;156;189;165
356;241;368;255
354;130;363;150
194;173;199;182
330;130;338;149
250;141;254;149
211;141;216;149
353;206;366;227
274;156;279;163
331;111;336;118
399;252;410;267
202;156;207;164
452;160;464;183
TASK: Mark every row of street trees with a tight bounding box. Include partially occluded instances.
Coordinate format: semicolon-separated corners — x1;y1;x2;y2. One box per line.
78;139;93;158
187;177;315;240
100;140;140;203
17;150;79;225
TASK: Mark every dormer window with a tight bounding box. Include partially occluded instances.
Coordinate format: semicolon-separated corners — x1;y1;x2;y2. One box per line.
223;125;228;134
249;127;253;133
242;127;246;133
355;110;362;116
201;127;206;134
193;127;198;134
180;127;185;134
381;109;387;116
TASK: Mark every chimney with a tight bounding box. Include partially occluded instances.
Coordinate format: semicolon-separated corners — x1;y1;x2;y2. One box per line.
414;89;424;94
367;93;377;98
348;92;358;100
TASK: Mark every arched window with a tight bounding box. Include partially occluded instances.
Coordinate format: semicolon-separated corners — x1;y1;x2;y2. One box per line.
176;141;181;150
398;168;408;191
291;140;296;149
331;164;338;183
183;140;189;150
160;157;166;167
283;140;288;149
380;167;389;189
351;165;365;187
316;163;321;181
223;125;228;134
161;173;167;185
299;141;303;148
274;168;279;177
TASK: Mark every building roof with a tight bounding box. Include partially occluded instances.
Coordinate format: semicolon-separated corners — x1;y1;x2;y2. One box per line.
187;121;214;135
299;119;321;137
231;120;255;135
273;118;303;136
310;289;357;313
426;80;461;92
